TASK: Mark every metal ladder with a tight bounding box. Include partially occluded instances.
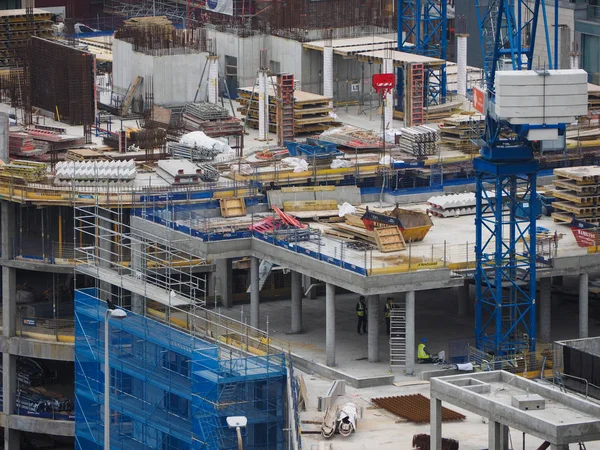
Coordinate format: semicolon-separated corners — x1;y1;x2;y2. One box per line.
390;301;407;366
410;63;424;126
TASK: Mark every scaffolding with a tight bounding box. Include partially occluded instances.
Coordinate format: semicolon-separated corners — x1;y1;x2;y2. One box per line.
104;0;190;24
73;201;290;449
75;290;286;450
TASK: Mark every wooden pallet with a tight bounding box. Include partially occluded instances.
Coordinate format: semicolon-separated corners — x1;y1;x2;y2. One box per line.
220;198;246;218
553;178;600;193
374;226;406;252
553;189;600;205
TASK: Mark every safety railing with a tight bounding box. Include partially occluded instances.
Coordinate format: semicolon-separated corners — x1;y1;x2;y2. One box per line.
467;343;554;379
0;390;74;421
0;311;75;340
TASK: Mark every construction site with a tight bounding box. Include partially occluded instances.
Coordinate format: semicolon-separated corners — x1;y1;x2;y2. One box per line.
0;0;598;449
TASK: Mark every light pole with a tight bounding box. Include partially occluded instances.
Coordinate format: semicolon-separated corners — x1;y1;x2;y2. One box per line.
104;307;127;449
226;416;248;450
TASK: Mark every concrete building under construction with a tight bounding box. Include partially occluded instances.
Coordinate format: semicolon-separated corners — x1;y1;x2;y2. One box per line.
0;0;599;449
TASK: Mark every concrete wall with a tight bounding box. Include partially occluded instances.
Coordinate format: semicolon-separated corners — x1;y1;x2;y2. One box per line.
112;39;207;105
212;30;381;102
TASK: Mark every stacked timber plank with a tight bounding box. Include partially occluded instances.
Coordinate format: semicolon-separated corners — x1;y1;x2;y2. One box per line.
439;113;485;153
0;9;53;67
398;126;440;157
237;85;335;135
182;103;242;138
552;166;600;223
0;160;46;183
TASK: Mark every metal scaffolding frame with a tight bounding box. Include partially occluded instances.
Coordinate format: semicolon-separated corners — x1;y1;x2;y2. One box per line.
104;0;191;23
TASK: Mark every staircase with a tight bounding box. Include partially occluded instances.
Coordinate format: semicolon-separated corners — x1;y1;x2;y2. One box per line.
390;301;407;366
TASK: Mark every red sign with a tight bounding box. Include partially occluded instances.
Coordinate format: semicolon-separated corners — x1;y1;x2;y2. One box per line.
372;73;396;94
473;86;485;114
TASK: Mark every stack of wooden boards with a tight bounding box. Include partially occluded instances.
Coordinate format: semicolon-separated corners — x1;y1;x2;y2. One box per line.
325;214;407;252
552;166;600;224
0;160;46;184
323;206;433;253
237;85;336;135
439;112;485;154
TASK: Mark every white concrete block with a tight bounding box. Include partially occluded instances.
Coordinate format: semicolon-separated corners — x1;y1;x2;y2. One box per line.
496;83;587;97
495;69;587;87
496;104;587;118
495;94;588;108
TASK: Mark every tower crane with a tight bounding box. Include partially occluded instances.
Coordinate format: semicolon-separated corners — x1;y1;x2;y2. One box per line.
473;0;587;356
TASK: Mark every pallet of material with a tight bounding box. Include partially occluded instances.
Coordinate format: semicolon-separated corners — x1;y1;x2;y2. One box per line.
552;201;600;216
65;149;107;161
553;189;600;205
0;160;46;182
554;166;600;184
553;178;600;193
283;200;338;212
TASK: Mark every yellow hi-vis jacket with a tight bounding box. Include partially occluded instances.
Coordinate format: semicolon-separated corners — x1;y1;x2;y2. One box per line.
417;343;429;359
384;302;392;318
356;301;365;317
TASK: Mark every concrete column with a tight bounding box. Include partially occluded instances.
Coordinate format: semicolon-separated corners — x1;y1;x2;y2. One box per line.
1;200;19;449
326;283;336;367
323;44;333;108
3;353;19;450
579;272;589;338
216;258;233;308
291;270;303;333
98;208;112;302
250;257;260;329
130;238;145;315
303;274;316;299
488;421;501;450
499;424;509;450
2;201;16;338
552;276;563;286
0;112;8;164
207;55;219;104
405;290;415;376
539;277;552;343
458;279;469;317
367;295;379;363
456;34;468;98
258;70;269;141
430;397;442;450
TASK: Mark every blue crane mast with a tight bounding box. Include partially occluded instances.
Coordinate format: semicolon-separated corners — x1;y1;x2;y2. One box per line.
397;0;447;106
473;0;560;357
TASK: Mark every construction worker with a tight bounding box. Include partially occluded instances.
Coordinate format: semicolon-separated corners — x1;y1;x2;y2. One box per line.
356;296;367;335
384;297;394;335
417;338;434;363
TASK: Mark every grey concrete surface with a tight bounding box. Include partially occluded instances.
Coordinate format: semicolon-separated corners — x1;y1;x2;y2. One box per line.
431;371;600;446
580;272;589;338
291;270;303;333
0;336;74;361
0;413;74;436
367;295;379;363
406;290;415;376
540;277;552;343
250;256;260;329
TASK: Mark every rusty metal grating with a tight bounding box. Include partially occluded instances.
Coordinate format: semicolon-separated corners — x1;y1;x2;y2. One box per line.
371;394;465;424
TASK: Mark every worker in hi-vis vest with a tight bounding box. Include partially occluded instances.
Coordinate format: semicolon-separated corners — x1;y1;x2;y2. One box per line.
417;338;434;363
356;296;367;335
384;297;394;335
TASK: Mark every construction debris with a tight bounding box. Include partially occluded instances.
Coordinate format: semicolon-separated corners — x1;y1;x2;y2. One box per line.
412;433;460;450
371;394;465;423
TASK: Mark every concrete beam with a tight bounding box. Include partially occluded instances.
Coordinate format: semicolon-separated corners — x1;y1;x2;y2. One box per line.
405;290;415;376
326;283;336;367
580;272;589;338
367;295;379;363
291;270;303;333
0;413;74;436
216;258;233;308
0;336;74;361
1;259;75;274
